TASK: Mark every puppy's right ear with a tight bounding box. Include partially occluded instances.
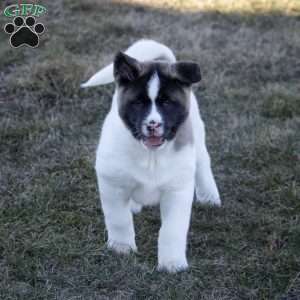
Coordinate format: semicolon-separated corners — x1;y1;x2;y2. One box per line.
171;62;201;85
113;52;142;83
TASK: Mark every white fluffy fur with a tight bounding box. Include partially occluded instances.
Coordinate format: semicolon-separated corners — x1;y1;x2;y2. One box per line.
86;40;221;273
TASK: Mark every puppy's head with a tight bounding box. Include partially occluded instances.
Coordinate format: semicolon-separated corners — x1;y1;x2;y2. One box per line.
114;52;201;149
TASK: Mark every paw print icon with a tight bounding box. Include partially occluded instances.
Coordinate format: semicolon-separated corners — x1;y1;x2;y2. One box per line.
4;16;45;48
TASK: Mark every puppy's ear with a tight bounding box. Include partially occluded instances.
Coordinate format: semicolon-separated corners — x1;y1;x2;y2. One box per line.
171;62;201;85
113;52;142;83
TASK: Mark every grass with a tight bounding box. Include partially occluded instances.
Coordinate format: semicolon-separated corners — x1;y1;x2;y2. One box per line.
0;0;300;299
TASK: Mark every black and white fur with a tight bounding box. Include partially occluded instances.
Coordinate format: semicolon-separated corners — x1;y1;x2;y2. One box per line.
82;40;221;272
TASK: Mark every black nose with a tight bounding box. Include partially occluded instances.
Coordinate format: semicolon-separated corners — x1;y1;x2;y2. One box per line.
147;120;162;131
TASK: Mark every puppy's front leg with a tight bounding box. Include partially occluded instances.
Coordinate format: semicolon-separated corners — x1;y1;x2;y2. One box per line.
97;175;136;254
158;182;194;273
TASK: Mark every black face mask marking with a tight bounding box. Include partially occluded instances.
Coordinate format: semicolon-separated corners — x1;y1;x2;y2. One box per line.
114;52;201;148
117;74;153;140
154;75;190;141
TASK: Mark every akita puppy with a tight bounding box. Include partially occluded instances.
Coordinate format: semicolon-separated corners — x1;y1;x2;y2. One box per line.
82;40;221;272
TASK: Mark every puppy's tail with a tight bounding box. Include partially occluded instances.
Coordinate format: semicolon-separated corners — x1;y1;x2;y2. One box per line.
81;39;176;88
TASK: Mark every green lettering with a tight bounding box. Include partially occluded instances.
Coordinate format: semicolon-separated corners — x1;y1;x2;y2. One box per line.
4;5;20;17
33;5;47;17
21;4;33;16
3;4;46;17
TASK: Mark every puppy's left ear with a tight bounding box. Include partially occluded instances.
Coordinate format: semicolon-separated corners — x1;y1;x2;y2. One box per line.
171;62;201;85
114;52;143;84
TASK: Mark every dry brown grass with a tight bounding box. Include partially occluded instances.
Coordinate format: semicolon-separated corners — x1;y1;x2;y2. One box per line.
119;0;300;14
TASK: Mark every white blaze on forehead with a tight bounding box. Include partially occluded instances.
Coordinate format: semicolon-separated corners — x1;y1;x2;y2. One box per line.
147;72;160;101
146;72;162;124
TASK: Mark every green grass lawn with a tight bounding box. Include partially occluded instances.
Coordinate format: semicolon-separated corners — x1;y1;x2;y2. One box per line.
0;0;299;299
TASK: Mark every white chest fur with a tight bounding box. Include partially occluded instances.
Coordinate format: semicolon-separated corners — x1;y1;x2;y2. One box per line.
96;99;197;206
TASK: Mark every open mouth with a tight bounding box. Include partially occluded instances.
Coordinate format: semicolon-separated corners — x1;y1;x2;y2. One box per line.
142;136;165;148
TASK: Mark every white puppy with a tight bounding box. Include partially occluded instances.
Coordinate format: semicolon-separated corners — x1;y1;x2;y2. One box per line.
82;40;221;272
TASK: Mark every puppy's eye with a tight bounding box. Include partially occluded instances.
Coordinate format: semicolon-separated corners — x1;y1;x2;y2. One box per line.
160;98;171;106
132;99;144;105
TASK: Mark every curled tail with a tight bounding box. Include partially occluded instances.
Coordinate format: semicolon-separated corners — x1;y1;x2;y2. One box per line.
81;39;176;88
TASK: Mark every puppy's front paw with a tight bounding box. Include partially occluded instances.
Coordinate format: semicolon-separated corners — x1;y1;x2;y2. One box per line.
195;185;221;206
108;240;137;254
158;258;188;273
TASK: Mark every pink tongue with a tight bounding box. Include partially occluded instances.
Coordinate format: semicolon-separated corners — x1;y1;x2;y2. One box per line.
144;136;163;147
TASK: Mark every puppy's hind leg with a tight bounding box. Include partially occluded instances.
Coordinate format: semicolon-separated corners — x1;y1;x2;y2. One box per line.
192;97;221;206
195;142;221;206
129;199;143;214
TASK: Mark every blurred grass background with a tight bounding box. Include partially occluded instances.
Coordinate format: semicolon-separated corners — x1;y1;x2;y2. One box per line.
0;0;300;299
